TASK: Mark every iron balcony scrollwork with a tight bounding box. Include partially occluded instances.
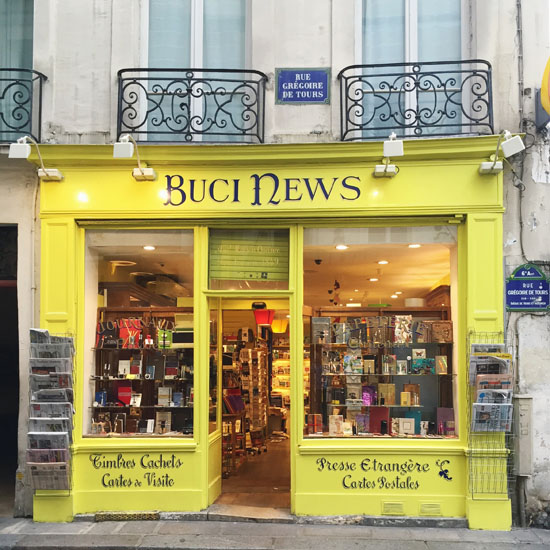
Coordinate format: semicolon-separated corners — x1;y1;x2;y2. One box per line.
117;68;268;143
337;60;494;141
0;69;47;143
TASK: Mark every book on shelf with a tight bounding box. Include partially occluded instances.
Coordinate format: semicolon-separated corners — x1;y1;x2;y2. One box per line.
378;383;395;406
362;385;377;406
393;315;412;344
397;417;415;435
435;355;448;374
429;321;453;343
157;386;172;406
403;383;420;405
118;359;130;377
117;381;132;405
328;414;344;436
404;410;422;434
355;412;370;434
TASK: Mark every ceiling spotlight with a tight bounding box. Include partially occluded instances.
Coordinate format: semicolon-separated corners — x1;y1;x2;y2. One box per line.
369;278;378;282
395;291;402;295
409;244;421;249
335;244;349;250
378;260;389;265
391;294;398;299
354;289;359;292
143;245;156;251
479;130;526;174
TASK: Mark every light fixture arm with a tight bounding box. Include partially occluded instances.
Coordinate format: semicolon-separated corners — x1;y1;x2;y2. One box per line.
490;131;507;170
17;135;47;173
120;134;144;175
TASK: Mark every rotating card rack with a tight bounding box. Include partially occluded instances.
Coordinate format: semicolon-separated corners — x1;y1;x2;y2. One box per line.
26;329;75;492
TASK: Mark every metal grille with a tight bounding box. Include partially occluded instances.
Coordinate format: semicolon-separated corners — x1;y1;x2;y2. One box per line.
466;331;515;500
0;69;47;143
95;511;160;522
337;60;494;141
117;68;267;143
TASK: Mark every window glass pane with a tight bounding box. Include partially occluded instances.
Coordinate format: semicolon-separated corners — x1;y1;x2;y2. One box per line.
0;0;34;142
303;226;457;439
203;0;245;68
209;304;219;433
362;0;405;64
85;229;194;438
148;0;191;67
418;0;461;61
209;229;289;291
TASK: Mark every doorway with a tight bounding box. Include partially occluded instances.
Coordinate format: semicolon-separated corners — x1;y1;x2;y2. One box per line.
0;226;19;517
212;300;291;512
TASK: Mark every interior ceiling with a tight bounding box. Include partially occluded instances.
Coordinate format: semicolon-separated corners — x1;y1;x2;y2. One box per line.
96;243;450;310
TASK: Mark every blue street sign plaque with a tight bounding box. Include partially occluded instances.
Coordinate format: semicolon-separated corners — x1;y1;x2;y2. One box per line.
506;263;550;311
276;68;330;104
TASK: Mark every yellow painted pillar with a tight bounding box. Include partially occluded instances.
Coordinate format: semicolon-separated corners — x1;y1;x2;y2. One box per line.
35;217;77;521
463;212;511;531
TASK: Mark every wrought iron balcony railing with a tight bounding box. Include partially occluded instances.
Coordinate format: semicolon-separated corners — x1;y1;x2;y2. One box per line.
0;69;47;143
117;68;268;143
338;60;494;141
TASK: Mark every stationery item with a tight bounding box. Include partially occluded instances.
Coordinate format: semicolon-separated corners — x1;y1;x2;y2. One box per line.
343;421;353;436
155;411;172;434
436;407;454;431
435;355;448;374
307;414;323;435
398;417;415;435
118;360;130;377
130;393;142;407
351;356;363;374
364;359;376;374
129;356;142;376
332;323;348;344
369;406;390;434
403;383;420;406
396;360;408;374
96;321;119;349
420;420;429;436
355;413;370;434
391;417;400;435
393;315;412;343
329;414;344;436
429;320;453;343
411;357;435;374
118;318;142;349
382;355;397;374
404;410;422;434
172;392;183;407
378;383;395;406
158;386;172;406
362;385;377;406
400;392;411;406
95;391;107;406
412;348;426;359
445;420;456;436
157;329;173;349
117;382;132;405
145;365;155;379
346;383;362;401
413;321;431;343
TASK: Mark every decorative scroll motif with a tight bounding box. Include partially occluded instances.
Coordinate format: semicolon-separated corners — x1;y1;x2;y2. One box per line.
117;69;268;143
0;69;47;143
337;60;494;141
435;459;453;481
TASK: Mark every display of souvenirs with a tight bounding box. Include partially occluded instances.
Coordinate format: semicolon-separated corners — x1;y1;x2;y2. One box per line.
411;357;435;374
329;414;344;436
429;321;453;343
382;355;397;374
435;355;448;374
393;315;412;344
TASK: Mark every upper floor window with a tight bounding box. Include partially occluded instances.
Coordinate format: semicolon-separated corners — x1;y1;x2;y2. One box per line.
361;0;462;65
148;0;247;69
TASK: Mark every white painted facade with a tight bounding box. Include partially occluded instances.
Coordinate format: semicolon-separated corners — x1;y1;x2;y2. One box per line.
1;0;549;520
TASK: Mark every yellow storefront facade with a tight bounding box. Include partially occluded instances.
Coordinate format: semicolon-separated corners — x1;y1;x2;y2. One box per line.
34;136;509;529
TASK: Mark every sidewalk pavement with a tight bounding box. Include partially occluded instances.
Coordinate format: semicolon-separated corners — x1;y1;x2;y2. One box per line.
1;516;550;550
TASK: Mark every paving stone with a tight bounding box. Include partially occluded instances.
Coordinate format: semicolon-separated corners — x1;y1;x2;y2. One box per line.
0;533;17;550
13;533;143;548
155;521;222;535
117;521;162;535
0;519;26;535
139;534;273;549
273;537;427;550
510;528;546;543
7;522;90;535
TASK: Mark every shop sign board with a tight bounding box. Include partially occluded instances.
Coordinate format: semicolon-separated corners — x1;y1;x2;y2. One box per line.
276;68;330;104
506;263;550;311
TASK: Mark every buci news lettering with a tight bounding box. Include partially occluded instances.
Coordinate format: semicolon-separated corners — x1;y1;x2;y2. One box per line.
163;173;361;206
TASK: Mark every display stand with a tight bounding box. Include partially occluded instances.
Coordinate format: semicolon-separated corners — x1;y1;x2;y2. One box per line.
222;411;246;477
26;329;74;491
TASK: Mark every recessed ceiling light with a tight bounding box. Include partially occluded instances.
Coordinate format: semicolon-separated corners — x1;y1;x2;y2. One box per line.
395;291;402;295
143;245;156;251
409;244;421;248
349;298;353;301
354;289;359;292
391;294;398;299
286;315;291;318
378;260;389;265
346;303;361;307
336;244;349;250
369;278;378;282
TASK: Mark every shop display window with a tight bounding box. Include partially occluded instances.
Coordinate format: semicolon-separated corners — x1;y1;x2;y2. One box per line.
303;226;458;439
209;229;289;290
84;229;194;437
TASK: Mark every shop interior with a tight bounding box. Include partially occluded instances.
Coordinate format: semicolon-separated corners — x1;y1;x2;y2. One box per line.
85;226;457;512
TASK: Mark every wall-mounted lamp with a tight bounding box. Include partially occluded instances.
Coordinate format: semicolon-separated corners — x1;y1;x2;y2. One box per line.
113;134;157;181
8;136;63;181
373;133;404;178
479;130;525;174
